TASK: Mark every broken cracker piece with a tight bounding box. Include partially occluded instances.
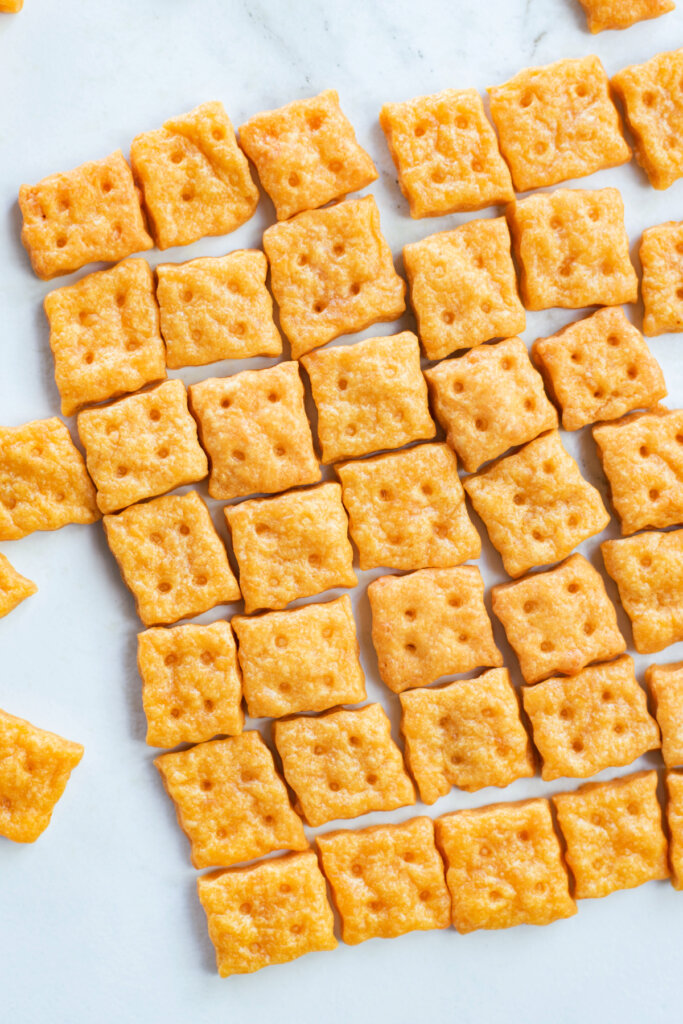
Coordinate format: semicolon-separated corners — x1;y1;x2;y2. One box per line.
0;553;37;619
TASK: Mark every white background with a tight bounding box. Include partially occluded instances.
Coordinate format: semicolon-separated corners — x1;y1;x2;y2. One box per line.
1;1;682;1022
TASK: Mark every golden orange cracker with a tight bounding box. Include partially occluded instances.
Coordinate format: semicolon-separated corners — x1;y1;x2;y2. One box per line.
640;221;683;336
579;0;674;32
0;1;24;11
263;195;406;359
0;553;37;619
665;770;683;888
646;662;683;767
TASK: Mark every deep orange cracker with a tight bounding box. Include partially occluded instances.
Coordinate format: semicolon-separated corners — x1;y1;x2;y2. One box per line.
0;553;37;619
640;221;683;336
646;662;683;767
579;0;674;32
665;770;683;889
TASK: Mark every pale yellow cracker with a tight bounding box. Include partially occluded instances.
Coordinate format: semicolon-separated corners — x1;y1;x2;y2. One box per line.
155;731;307;869
602;529;683;653
104;491;240;627
239;89;378;221
400;669;534;803
188;362;320;501
232;595;366;718
138;620;244;748
435;799;576;933
44;259;166;417
425;337;558;473
130;101;258;250
0;553;37;619
532;306;667;431
403;217;525;361
488;56;630;193
464;431;609;579
301;331;435;464
553;770;669;898
640;221;683;336
665;770;683;888
198;850;337;977
492;553;625;684
337;443;481;572
0;708;83;843
379;88;514;218
646;662;683;767
368;566;502;693
273;703;415;827
262;195;406;360
0;417;99;541
316;816;450;944
507;187;638;311
579;0;674;32
156;250;282;369
78;379;207;514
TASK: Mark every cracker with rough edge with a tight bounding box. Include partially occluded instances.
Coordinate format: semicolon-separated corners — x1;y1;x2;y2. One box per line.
640;222;683;336
646;662;683;767
0;553;37;619
579;0;674;32
665;770;683;889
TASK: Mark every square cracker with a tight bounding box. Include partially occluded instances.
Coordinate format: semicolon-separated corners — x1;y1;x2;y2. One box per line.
492;553;625;684
522;655;660;781
640;221;683;336
400;668;534;804
368;566;502;694
464;431;609;579
0;553;37;619
316;816;450;944
378;88;514;218
156;250;282;369
337;443;481;572
138;620;244;748
488;56;630;193
239;89;377;221
225;482;356;614
602;529;683;653
19;150;152;280
0;417;99;540
425;336;558;473
435;799;576;933
532;306;667;431
273;703;415;827
78;379;208;514
579;0;674;32
155;731;307;869
130;101;258;250
232;595;366;719
646;662;683;767
104;491;240;627
262;195;405;360
188;362;320;501
553;770;669;898
665;770;683;889
44;258;166;417
403;217;525;361
594;408;683;535
0;708;83;843
506;187;638;311
301;331;435;464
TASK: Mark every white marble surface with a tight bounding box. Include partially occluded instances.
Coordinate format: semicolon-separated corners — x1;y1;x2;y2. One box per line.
1;1;683;1022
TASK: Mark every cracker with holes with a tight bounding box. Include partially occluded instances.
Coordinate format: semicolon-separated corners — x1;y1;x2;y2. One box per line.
400;669;534;804
225;482;356;613
337;443;480;572
104;491;240;626
492;554;625;684
553;770;668;898
0;553;37;619
666;770;683;889
78;380;207;514
301;331;435;464
0;417;99;540
647;662;683;767
425;337;557;473
507;188;638;311
368;566;502;693
19;150;152;280
155;731;307;869
138;621;243;748
579;0;674;31
45;259;166;417
316;816;450;944
156;251;282;369
464;432;609;579
379;88;514;218
435;799;576;933
602;529;683;653
263;195;405;360
640;221;683;336
197;850;337;977
403;217;525;361
239;89;377;221
188;363;320;501
488;56;630;193
232;595;366;718
0;708;83;843
273;703;415;827
532;307;667;431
